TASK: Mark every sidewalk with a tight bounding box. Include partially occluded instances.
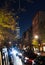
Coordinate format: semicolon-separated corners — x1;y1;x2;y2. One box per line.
0;52;2;65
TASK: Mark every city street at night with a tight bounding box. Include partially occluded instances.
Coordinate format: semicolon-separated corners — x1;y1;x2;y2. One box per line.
0;0;45;65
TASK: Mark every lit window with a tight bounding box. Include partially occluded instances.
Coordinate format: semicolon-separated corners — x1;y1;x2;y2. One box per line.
43;46;45;52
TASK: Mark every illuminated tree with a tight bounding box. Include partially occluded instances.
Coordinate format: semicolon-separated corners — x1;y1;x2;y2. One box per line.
32;39;39;48
0;9;16;30
0;9;16;46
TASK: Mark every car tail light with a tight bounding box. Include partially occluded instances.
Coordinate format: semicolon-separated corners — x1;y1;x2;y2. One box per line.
32;60;35;64
28;59;33;62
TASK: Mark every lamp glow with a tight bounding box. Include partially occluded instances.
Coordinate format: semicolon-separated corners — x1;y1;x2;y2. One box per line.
34;35;39;39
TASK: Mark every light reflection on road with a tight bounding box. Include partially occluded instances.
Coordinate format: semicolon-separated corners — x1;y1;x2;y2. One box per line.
12;55;29;65
10;48;23;65
13;54;23;65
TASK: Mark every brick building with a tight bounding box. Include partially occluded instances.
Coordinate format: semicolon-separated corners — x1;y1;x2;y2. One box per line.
32;11;45;52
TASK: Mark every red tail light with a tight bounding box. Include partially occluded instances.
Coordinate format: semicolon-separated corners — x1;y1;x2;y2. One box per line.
28;59;34;62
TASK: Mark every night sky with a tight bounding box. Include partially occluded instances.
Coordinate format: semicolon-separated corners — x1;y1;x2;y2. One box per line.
0;0;45;37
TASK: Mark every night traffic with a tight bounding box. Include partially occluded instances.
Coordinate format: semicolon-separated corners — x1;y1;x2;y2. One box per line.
0;0;45;65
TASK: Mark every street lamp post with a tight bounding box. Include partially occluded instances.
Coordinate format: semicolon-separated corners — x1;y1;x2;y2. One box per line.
32;35;39;53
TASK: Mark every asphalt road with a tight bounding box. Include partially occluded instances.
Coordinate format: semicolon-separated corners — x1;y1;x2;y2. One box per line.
0;51;31;65
23;63;31;65
9;55;31;65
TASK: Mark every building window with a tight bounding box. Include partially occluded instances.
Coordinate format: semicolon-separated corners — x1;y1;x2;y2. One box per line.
43;46;45;52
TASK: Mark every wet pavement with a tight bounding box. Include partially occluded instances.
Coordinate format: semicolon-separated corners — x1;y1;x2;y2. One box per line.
0;47;31;65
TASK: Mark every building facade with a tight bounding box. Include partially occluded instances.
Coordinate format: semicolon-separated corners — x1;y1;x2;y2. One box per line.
22;27;33;50
32;11;45;52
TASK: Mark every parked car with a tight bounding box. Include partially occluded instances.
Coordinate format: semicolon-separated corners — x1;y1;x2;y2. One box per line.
32;55;45;65
21;49;37;64
16;48;38;64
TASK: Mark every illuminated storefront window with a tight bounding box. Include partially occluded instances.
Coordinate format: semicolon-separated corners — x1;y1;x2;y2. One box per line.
43;46;45;52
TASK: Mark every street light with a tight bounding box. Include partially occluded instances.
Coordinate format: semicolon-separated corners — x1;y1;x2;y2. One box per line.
8;41;12;47
34;35;39;39
9;41;12;45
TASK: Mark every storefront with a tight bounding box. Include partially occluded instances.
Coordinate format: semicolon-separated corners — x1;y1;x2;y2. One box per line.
40;43;45;52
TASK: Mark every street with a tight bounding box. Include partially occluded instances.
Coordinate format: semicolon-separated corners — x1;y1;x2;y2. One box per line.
0;48;26;65
1;56;31;65
0;51;31;65
8;51;30;65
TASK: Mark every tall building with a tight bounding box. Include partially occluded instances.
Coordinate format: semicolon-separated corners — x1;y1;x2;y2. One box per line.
16;27;20;39
32;11;45;52
15;22;20;40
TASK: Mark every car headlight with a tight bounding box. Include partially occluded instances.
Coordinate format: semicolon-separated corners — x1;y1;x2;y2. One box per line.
25;57;29;60
32;60;35;65
18;53;22;56
24;60;27;63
